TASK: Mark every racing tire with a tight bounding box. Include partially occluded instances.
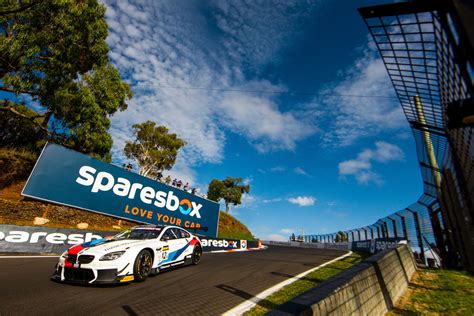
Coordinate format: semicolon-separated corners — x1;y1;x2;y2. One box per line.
133;249;153;282
192;245;202;265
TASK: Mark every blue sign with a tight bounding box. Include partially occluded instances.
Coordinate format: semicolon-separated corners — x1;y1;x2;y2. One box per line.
22;143;220;237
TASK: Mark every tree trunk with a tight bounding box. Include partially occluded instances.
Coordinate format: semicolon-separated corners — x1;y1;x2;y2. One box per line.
225;202;230;214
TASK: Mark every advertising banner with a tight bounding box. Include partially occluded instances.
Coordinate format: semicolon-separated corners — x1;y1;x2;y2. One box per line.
0;225;254;254
200;238;241;251
351;238;405;254
0;225;110;254
22;143;220;237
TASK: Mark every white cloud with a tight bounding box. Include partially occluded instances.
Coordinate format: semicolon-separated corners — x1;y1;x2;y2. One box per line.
104;0;316;176
210;0;319;69
306;39;406;147
264;233;289;242
288;196;316;207
338;159;371;175
238;194;257;209
294;167;311;177
262;198;283;204
269;166;286;172
218;90;315;152
280;228;294;234
338;141;404;185
243;176;253;185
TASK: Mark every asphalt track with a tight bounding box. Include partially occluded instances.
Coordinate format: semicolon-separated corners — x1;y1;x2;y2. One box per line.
0;246;346;315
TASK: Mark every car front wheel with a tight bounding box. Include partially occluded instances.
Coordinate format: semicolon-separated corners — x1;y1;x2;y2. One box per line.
133;249;153;282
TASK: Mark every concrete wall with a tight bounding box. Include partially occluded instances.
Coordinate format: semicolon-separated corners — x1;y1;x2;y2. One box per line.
263;240;350;251
268;245;416;316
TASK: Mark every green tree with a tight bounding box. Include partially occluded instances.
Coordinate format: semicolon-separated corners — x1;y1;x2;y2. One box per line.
0;0;132;160
207;177;250;214
335;231;348;243
290;233;296;241
124;121;186;178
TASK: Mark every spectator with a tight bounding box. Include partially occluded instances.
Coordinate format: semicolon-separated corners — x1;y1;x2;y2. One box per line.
191;187;197;195
172;178;177;187
126;163;133;171
156;172;163;182
177;180;183;189
184;182;190;191
164;175;172;185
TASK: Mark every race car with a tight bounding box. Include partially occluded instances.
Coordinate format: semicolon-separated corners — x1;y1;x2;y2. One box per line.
51;225;202;284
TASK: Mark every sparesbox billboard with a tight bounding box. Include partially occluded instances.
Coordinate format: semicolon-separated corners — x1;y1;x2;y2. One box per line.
22;143;220;237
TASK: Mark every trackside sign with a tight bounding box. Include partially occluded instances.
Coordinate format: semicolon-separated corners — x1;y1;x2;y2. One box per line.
22;143;220;237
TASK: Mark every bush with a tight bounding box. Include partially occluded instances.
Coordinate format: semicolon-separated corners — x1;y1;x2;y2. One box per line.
0;147;38;189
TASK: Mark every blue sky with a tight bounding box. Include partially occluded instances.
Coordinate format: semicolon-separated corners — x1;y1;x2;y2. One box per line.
102;0;423;241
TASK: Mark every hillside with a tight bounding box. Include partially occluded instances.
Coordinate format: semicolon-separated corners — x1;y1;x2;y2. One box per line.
217;211;255;241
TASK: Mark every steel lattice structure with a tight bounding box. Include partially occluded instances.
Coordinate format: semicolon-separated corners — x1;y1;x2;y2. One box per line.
306;0;473;272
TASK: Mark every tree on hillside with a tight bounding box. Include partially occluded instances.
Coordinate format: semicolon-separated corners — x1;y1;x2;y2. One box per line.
0;0;132;160
124;121;186;178
335;231;348;242
207;177;250;214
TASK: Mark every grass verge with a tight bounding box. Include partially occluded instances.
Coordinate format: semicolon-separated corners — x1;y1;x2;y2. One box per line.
389;268;474;315
245;251;369;315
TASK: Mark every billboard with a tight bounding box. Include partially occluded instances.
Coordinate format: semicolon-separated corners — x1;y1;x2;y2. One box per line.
22;143;220;237
0;225;255;254
351;238;406;254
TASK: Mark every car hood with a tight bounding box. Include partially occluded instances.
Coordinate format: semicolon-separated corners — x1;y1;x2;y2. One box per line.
74;239;157;254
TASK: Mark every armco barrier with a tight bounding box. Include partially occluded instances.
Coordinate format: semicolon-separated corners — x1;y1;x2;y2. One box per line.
0;224;257;254
262;241;350;250
263;239;406;253
268;244;417;316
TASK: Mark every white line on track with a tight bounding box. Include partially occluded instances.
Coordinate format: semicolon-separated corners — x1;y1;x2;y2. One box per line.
222;250;353;316
0;255;59;258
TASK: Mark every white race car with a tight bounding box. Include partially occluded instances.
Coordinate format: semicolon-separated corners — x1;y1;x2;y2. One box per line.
51;225;202;284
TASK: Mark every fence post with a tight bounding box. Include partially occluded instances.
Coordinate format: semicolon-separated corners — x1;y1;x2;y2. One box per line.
389;217;398;239
408;208;425;264
383;221;389;238
396;213;409;241
428;203;447;267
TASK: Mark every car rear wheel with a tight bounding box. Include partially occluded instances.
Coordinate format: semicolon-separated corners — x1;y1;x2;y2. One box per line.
134;250;153;282
192;245;202;265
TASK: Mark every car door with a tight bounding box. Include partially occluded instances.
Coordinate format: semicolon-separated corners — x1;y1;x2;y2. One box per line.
159;228;181;264
171;228;190;261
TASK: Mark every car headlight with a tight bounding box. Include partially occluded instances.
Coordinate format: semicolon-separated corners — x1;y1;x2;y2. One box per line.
99;251;125;261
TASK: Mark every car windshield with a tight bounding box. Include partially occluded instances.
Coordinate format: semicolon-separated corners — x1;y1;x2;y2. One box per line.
113;228;162;240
